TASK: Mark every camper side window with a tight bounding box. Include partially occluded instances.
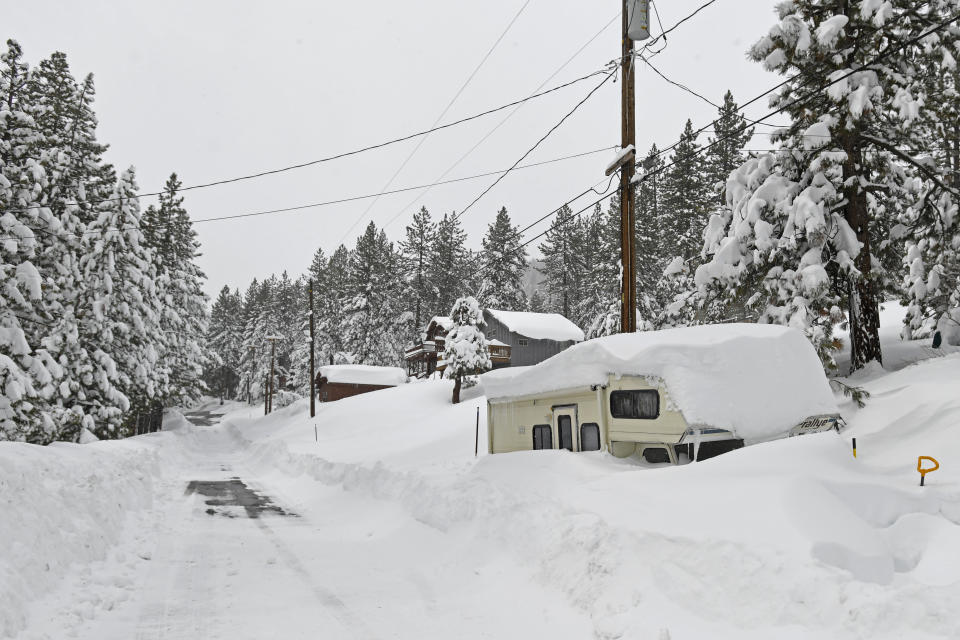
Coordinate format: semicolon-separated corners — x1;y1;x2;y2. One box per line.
610;390;659;419
580;423;600;451
532;424;552;450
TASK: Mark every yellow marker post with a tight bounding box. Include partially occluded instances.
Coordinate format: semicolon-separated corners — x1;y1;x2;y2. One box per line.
917;456;940;486
852;438;857;458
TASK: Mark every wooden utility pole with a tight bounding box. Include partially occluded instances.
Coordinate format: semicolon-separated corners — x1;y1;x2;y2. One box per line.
263;373;269;415
308;279;316;418
268;338;277;414
620;0;638;334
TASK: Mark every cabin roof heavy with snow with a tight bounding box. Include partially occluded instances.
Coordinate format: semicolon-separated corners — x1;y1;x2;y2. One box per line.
482;324;839;459
315;365;407;403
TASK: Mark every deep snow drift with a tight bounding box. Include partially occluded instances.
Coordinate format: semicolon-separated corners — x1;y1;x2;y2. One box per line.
2;347;959;639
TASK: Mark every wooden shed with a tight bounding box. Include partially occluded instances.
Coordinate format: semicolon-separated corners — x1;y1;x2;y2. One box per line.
482;325;841;463
315;365;408;403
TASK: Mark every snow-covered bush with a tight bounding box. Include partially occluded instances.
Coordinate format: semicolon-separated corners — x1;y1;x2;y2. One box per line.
273;390;303;410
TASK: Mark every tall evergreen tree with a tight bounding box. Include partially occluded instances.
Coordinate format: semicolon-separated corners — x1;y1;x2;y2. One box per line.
660;120;711;260
342;222;407;365
704;91;754;206
430;212;469;317
686;0;960;372
477;206;527;311
399;206;436;334
146;173;209;404
539;204;584;319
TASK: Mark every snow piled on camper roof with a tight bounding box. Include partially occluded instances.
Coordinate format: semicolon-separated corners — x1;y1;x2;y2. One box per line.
482;324;837;441
486;309;584;342
320;365;407;386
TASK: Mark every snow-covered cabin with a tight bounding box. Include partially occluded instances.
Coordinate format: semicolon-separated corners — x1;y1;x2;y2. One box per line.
482;309;584;368
405;310;583;378
316;365;408;402
482;324;840;462
405;316;454;378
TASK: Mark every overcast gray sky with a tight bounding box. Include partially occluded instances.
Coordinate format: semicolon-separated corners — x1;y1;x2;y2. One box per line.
9;0;782;298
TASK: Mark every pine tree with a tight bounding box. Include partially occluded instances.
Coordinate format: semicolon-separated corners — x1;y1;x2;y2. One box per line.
0;40;61;442
635;144;667;322
399;206;436;335
342;222;406;365
477;206;527;311
430;212;469;318
687;0;960;372
147;173;209;404
443;296;491;404
660;120;711;260
206;286;244;400
704;91;754;206
539;204;584;319
585;199;624;338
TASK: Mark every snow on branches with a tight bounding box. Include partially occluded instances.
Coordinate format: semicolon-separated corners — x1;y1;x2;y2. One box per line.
681;0;960;372
444;296;491;404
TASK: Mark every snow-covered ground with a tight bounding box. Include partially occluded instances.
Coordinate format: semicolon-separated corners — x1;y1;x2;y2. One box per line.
3;326;960;639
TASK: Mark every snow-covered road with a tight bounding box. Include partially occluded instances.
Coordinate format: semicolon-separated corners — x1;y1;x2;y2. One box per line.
15;419;588;640
7;351;960;639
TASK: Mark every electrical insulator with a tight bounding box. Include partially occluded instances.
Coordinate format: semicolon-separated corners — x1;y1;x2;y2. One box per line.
627;0;651;41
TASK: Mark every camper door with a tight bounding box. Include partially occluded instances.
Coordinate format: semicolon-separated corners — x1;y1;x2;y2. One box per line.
553;405;578;452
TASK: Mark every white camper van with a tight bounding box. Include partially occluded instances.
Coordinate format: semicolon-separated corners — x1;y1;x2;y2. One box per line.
482;324;841;463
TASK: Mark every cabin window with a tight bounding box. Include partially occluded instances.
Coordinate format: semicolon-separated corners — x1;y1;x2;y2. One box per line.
532;425;552;450
610;390;659;419
641;447;670;464
487;330;496;339
580;423;600;451
558;415;573;451
517;338;529;347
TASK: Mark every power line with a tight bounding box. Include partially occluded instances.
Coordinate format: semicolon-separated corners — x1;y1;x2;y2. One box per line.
637;0;721;58
339;0;533;243
0;147;614;241
453;67;617;222
473;8;960;284
637;8;960;187
193;147;613;225
381;11;622;232
639;2;949;166
3;68;608;215
639;54;719;109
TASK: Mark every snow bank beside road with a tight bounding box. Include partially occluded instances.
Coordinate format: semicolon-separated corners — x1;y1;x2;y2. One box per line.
0;439;162;637
228;373;960;639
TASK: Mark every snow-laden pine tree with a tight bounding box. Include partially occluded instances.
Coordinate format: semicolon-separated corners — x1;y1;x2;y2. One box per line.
342;222;408;365
320;245;351;361
399;206;436;335
430;212;469;318
900;15;960;345
443;296;491;404
636;144;667;321
477;206;528;311
146;174;209;404
687;0;960;372
585;199;625;338
0;40;61;442
660;120;711;261
206;286;244;399
704;91;754;206
539;204;586;319
69;167;159;437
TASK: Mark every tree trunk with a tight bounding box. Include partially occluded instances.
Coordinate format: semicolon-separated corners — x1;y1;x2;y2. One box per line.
841;140;883;373
452;375;462;404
